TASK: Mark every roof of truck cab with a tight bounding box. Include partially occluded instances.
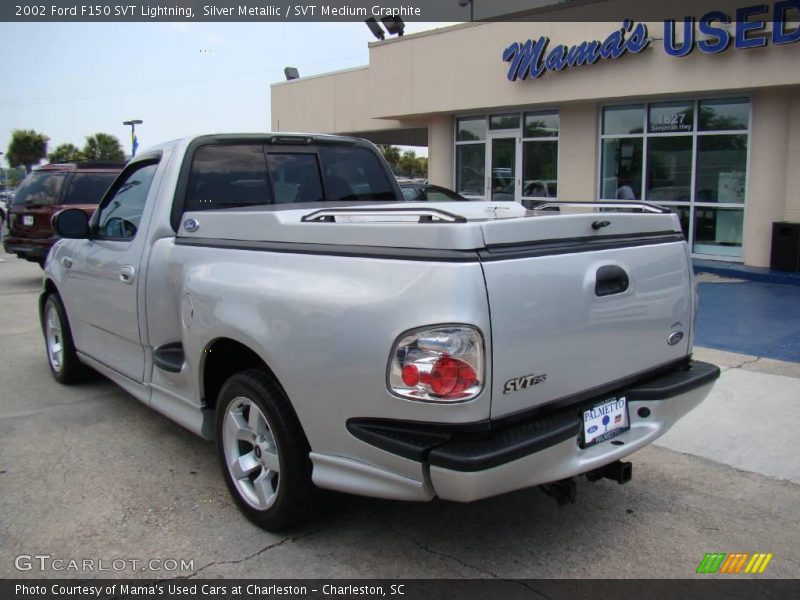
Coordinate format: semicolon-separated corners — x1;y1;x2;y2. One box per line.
132;133;376;164
154;133;373;150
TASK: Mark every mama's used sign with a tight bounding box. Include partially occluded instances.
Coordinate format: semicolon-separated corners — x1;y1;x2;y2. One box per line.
503;1;800;81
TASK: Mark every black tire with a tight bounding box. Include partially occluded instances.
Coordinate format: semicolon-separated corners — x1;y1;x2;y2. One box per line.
42;293;89;384
215;369;316;531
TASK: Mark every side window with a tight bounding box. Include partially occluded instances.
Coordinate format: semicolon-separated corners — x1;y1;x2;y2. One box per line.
266;153;323;203
63;172;119;206
95;163;158;240
186;144;272;212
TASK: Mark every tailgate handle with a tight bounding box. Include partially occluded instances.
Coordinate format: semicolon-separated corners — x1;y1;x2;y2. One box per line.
595;265;629;297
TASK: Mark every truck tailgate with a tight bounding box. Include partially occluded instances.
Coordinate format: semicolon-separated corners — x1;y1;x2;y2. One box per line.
479;213;691;419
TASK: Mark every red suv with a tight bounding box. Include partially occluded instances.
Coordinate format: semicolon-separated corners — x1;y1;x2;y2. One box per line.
4;162;124;267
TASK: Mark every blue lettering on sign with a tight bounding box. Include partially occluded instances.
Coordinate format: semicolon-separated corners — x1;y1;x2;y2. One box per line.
736;4;769;48
664;18;695;57
773;0;800;44
698;12;732;54
503;20;650;82
506;3;800;80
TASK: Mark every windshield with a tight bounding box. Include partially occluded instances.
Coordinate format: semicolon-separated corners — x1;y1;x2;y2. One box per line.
63;172;118;205
13;172;66;206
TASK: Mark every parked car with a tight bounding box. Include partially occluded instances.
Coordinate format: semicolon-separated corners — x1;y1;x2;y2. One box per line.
400;182;466;201
3;162;124;266
42;133;719;531
0;194;8;232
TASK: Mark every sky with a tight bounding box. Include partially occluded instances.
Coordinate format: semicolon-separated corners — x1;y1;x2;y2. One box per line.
0;21;448;166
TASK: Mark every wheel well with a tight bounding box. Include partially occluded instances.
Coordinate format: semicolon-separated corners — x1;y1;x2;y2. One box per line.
202;338;279;410
40;279;59;324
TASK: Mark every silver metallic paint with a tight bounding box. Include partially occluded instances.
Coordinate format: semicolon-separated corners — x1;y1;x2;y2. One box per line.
42;135;709;502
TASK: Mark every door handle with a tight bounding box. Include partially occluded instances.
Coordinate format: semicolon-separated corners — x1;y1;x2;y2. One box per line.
595;265;629;297
119;265;136;284
61;257;73;269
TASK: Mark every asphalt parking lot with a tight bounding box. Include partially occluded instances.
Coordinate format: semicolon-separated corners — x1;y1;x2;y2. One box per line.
1;252;799;580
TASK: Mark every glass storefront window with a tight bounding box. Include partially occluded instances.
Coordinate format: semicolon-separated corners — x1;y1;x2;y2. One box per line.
456;117;486;142
648;101;694;133
699;98;749;131
524;111;559;137
522;140;557;198
603;105;644;135
693;207;744;257
601;138;643;200
696;135;748;203
646;136;692;202
490;113;520;130
456;144;485;196
600;98;749;260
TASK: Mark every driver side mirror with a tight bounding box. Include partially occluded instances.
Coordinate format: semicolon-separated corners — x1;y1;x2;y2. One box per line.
52;208;90;239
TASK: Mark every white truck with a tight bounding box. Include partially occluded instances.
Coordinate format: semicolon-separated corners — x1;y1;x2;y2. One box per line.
41;133;719;531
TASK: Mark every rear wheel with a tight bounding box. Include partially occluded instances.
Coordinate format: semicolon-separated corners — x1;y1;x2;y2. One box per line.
43;293;88;384
216;369;316;531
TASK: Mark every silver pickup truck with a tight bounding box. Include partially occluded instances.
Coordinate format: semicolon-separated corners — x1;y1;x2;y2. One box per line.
41;134;719;531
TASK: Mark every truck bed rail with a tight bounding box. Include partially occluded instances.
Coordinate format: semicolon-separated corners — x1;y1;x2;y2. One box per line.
527;201;669;214
301;207;468;224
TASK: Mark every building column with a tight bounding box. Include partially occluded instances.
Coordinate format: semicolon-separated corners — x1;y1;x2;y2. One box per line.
744;89;791;267
784;88;800;224
427;115;453;187
557;102;598;202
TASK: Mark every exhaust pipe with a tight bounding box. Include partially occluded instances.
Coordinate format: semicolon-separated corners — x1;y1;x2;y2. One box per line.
586;460;632;485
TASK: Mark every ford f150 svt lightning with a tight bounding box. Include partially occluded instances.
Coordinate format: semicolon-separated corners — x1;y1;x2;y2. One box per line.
41;133;720;531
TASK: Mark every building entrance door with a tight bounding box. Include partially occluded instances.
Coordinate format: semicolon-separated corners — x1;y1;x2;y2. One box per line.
487;135;519;201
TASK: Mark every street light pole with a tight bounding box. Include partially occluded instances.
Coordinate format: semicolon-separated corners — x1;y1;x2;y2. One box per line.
122;119;143;158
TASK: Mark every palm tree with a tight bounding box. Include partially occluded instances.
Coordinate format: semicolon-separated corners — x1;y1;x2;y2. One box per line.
48;143;84;164
6;129;49;173
82;133;125;162
377;144;402;174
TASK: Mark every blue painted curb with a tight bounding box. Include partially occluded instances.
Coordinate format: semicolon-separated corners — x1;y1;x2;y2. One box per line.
693;259;800;287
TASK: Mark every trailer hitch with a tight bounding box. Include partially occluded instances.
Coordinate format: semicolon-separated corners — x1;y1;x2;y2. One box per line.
586;460;633;485
540;478;577;506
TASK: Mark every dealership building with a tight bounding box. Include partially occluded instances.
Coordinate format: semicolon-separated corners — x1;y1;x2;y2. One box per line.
271;2;800;267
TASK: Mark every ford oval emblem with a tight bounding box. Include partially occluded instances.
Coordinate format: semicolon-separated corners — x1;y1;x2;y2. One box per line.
183;218;199;233
668;331;684;346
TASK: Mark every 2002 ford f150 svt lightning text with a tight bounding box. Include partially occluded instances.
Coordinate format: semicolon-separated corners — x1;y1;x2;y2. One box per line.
41;134;720;530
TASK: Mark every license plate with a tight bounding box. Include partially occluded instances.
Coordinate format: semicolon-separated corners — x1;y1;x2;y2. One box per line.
581;396;629;447
22;215;34;226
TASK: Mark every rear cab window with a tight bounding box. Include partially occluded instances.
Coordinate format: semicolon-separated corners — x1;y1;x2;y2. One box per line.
318;146;396;201
186;144;273;212
183;140;398;216
13;172;66;206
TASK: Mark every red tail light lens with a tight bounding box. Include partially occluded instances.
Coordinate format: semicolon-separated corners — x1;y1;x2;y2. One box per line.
388;326;484;402
429;356;478;397
401;363;420;386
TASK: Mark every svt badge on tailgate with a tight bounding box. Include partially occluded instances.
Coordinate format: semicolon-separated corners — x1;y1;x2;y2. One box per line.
503;372;547;394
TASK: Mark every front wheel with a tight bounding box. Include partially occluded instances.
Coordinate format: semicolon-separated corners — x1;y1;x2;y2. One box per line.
216;369;316;531
43;293;88;384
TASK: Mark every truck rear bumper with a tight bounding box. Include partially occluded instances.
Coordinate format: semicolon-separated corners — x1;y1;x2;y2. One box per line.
348;360;719;502
3;236;53;262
